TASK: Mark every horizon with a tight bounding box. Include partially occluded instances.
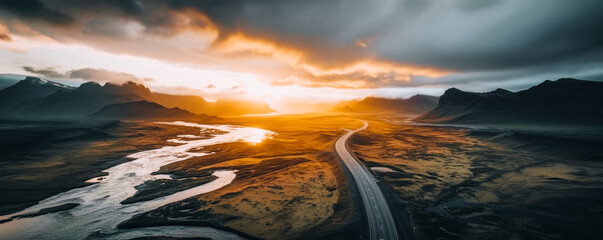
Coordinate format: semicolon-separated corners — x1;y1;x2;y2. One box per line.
2;74;586;114
2;0;603;112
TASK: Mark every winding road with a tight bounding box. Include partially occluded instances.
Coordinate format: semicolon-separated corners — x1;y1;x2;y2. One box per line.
335;120;400;240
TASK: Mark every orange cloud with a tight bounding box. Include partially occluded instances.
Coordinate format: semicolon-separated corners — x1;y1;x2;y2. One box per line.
272;75;369;89
0;22;60;53
143;8;219;38
300;59;450;79
0;21;11;41
212;32;451;88
0;4;452;90
212;33;304;66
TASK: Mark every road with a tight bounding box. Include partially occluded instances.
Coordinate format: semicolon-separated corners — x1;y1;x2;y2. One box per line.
335;121;400;240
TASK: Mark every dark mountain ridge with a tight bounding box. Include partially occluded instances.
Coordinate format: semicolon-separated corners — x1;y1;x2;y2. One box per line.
416;78;603;126
89;101;211;121
0;77;74;113
0;77;274;120
13;80;155;119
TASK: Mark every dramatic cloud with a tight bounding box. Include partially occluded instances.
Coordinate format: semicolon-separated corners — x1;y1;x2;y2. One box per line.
0;21;11;41
67;68;154;83
1;0;603;92
0;0;75;26
22;66;65;78
22;66;153;84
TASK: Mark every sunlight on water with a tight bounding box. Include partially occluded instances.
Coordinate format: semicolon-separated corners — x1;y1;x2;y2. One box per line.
0;121;274;240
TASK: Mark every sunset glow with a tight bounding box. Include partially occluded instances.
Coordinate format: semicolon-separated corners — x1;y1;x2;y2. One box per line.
2;1;601;113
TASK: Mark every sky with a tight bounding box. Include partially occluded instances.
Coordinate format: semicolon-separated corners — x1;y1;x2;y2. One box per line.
1;0;602;112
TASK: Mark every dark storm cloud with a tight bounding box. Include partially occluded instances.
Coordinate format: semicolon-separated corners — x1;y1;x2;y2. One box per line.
374;0;603;71
44;0;215;37
68;68;154;83
22;66;65;79
0;0;75;26
0;0;142;23
2;0;603;90
176;0;603;72
22;66;153;83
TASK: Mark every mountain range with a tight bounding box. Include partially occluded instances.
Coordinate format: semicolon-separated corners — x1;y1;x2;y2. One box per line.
0;77;75;114
3;76;602;125
152;93;274;116
416;78;603;127
89;101;209;121
331;95;439;115
0;77;274;121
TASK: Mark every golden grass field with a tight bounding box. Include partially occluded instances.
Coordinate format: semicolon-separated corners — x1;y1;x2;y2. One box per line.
5;114;602;240
119;114;366;239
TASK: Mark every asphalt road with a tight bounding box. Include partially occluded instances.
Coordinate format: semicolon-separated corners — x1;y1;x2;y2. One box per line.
335;121;400;240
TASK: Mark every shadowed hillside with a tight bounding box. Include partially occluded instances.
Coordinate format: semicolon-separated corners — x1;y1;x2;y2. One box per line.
0;77;274;120
0;77;74;113
416;78;603;127
5;81;154;119
89;101;213;121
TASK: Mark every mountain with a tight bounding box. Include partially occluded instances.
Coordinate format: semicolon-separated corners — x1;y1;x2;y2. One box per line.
331;104;357;113
310;99;360;113
0;77;273;120
0;74;27;90
89;101;207;121
152;93;209;115
416;78;603;126
205;99;275;116
12;81;155;119
153;93;275;116
0;77;74;113
332;95;439;114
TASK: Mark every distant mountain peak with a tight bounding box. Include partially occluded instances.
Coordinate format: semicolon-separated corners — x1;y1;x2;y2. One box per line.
417;78;603;126
104;81;152;95
557;78;579;82
0;77;75;113
411;94;438;99
438;88;476;105
362;96;381;100
538;78;583;86
77;82;103;91
75;81;152;98
492;88;511;93
105;81;148;89
441;87;466;96
11;77;71;90
333;95;439;114
528;78;595;93
487;88;513;95
88;100;203;120
23;76;47;85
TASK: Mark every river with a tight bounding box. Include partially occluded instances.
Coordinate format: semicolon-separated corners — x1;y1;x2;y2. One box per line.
0;121;274;240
